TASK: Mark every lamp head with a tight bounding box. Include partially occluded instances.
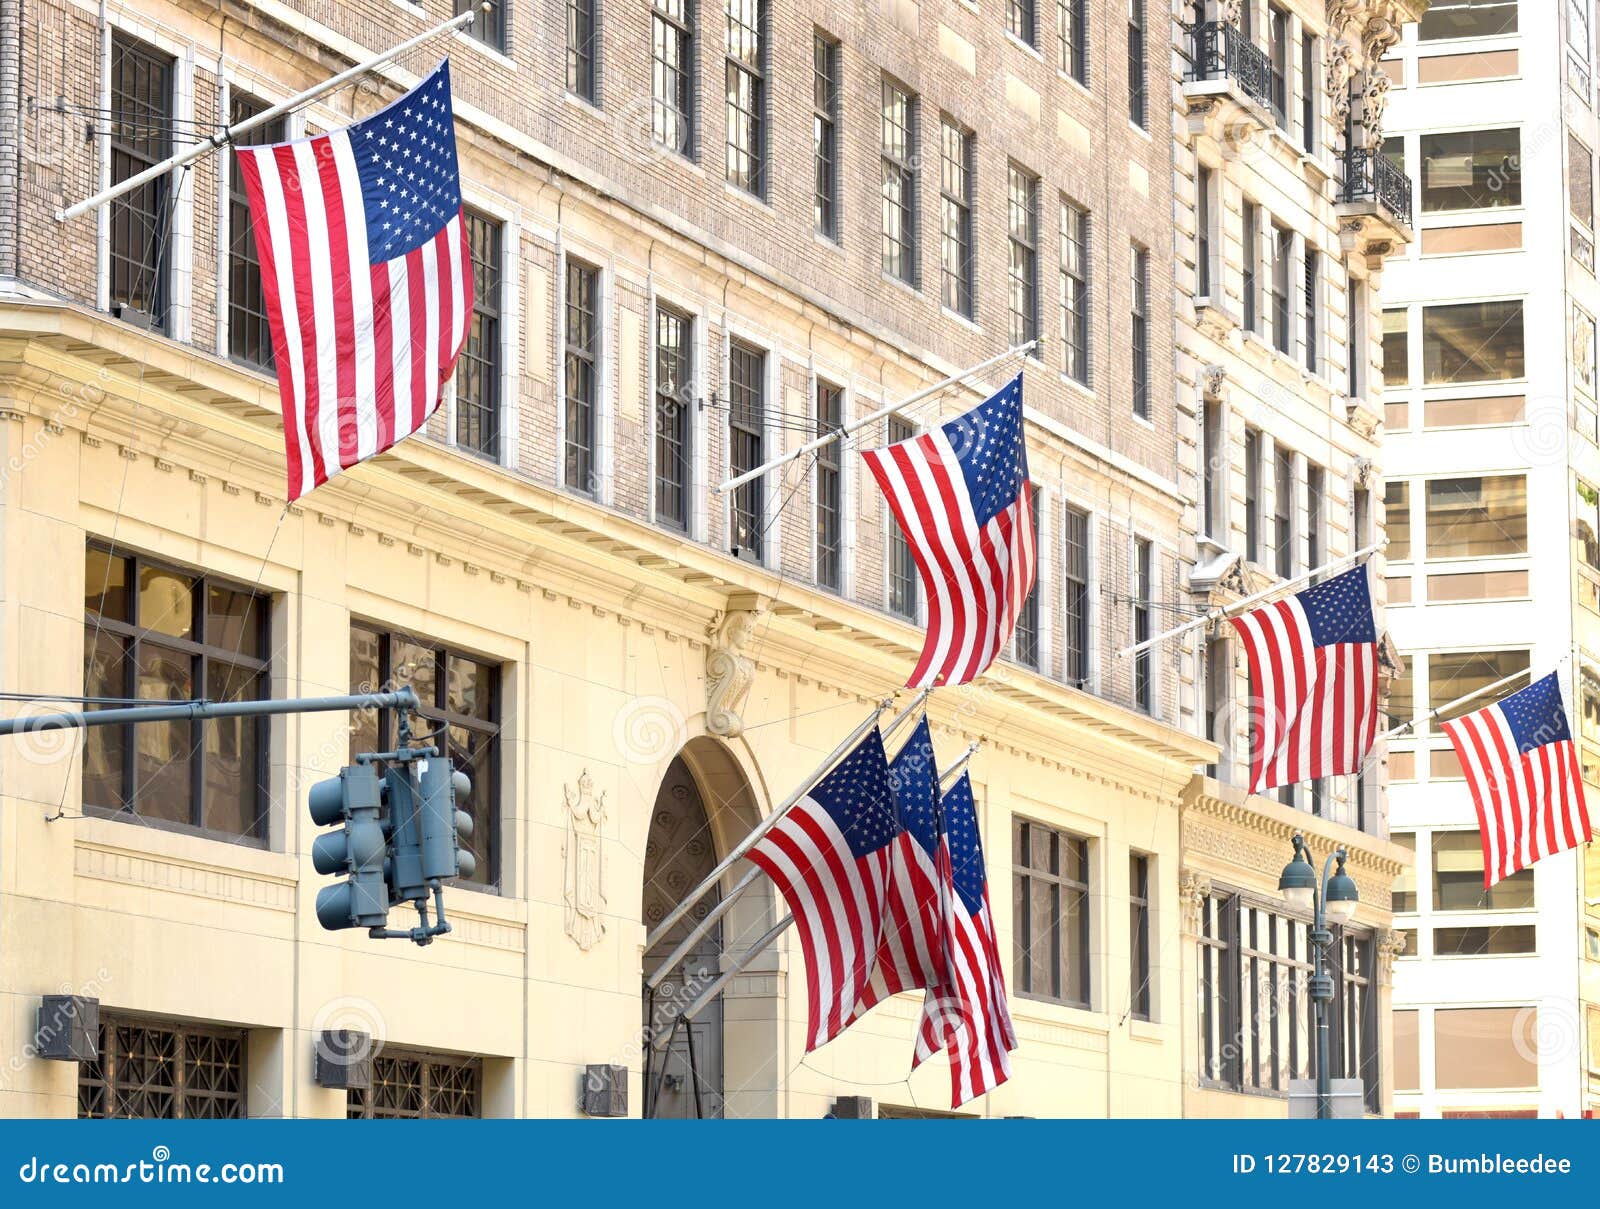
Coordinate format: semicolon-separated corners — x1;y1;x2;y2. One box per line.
1278;834;1317;914
1325;849;1359;926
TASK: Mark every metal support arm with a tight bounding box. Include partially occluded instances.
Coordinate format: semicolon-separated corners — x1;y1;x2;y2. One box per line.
0;689;421;736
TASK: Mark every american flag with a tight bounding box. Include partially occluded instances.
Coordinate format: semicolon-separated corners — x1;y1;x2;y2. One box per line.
1228;564;1380;793
235;61;473;501
913;771;1016;1107
862;374;1036;688
851;716;942;1022
745;729;898;1052
1441;672;1593;888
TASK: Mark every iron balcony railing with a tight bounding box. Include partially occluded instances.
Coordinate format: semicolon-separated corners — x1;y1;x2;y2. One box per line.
1339;146;1414;227
1185;20;1273;113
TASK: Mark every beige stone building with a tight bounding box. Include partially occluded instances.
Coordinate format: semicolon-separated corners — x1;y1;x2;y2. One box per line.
0;0;1401;1118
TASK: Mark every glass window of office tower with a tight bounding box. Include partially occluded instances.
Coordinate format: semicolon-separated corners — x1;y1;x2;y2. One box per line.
1382;308;1409;385
1421;299;1524;383
1419;129;1520;211
1434;1008;1538;1090
1418;0;1517;41
1432;830;1535;911
1424;475;1527;558
1428;649;1531;729
1384;480;1411;561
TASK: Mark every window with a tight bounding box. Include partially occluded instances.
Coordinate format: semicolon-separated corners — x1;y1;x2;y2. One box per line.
1392;832;1418;912
83;545;268;840
1394;1010;1420;1092
457;0;505;50
226;95;284;370
1063;504;1090;685
1244;427;1262;562
1013;819;1091;1007
1196;164;1214;299
816;381;844;591
1422;299;1525;384
347;1050;482;1119
1419;0;1517;41
1271;223;1293;355
813;33;840;239
888;415;919;619
1129;854;1152;1021
457;211;502;459
1268;4;1289;127
1420;128;1521;212
940;118;974;316
1300;31;1316;152
1059;199;1090;385
1434;1007;1537;1090
1059;0;1088;82
1570;134;1595;229
1009;165;1040;348
1014;486;1043;668
654;305;693;529
1198;893;1379;1105
728;340;766;562
563;259;600;495
1134;536;1153;712
881;79;918;284
1424;475;1527;559
653;0;694;155
1009;0;1037;46
1242;202;1261;334
1434;924;1537;955
79;1016;245;1118
1382;308;1409;385
1306;464;1325;573
1205;634;1231;769
1201;396;1223;538
1347;276;1364;398
1303;247;1320;373
725;0;766;196
1428;650;1530;731
349;625;500;887
567;0;597;101
1130;244;1150;419
109;33;173;332
1274;447;1294;578
1127;0;1146;127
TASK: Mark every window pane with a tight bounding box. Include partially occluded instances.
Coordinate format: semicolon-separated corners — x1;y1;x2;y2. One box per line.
86;548;131;621
1392;831;1417;912
205;660;262;838
206;584;261;656
390;640;438;707
1432;828;1535;909
1433;924;1537;955
134;645;194;826
138;565;195;640
1424;475;1527;558
1434;1007;1537;1089
84;632;128;809
1422;300;1525;384
348;627;382;759
446;654;494;720
448;723;495;884
1382;308;1409;386
1420;128;1520;211
1384;481;1411;561
1419;0;1517;41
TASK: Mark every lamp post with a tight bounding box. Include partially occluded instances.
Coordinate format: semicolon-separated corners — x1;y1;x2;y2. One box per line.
1278;832;1359;1119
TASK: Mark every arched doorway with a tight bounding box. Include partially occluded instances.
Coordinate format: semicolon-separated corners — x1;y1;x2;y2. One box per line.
641;754;725;1118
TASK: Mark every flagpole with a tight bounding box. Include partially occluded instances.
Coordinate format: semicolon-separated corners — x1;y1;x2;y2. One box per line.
654;915;793;1045
711;341;1038;497
642;686;929;952
939;742;980;789
1377;663;1538;742
1116;539;1388;660
55;6;485;222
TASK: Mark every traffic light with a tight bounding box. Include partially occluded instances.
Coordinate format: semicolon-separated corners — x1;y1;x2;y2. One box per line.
382;763;428;905
418;757;475;882
308;764;390;930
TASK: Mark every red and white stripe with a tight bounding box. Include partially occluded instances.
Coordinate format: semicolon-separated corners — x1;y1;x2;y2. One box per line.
912;845;1016;1107
1442;706;1593;888
862;429;1036;688
850;833;942;1021
1228;597;1379;793
235;135;472;501
745;798;893;1053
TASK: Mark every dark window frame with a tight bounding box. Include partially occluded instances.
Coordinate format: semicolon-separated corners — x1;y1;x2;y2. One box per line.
1129;853;1152;1021
1059;0;1088;83
1127;0;1147;127
563;258;600;495
881;77;919;285
109;32;174;333
457;0;506;51
887;414;920;619
940;116;975;317
1131;243;1151;420
813;31;841;240
653;0;695;156
654;304;693;530
457;210;503;461
1009;163;1041;348
725;0;767;197
1013;817;1093;1008
1013;485;1043;669
1009;0;1039;48
1062;503;1090;686
567;0;598;102
1060;198;1091;385
728;338;767;562
1133;536;1153;712
226;93;285;371
815;380;844;591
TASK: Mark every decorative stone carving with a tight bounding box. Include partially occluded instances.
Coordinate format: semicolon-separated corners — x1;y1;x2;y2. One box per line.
1376;928;1409;985
706;604;761;738
562;769;607;951
1180;868;1214;935
1358;67;1391;142
1352;455;1375;487
1199;363;1227;399
1217;0;1243;25
1326;40;1357;122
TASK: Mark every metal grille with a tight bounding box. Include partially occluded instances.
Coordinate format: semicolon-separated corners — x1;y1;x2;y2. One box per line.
653;0;693;155
728;340;765;561
457;211;502;459
724;0;765;195
887;415;919;619
1130;244;1150;419
815;382;843;591
227;94;284;369
1008;165;1039;347
564;259;599;494
880;79;916;284
1062;504;1090;685
109;34;172;331
655;306;693;529
1059;200;1090;385
940;118;973;316
813;33;840;239
567;0;597;100
79;1017;245;1119
347;1050;482;1119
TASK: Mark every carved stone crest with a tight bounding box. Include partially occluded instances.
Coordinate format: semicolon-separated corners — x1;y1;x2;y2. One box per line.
706;601;761;738
1325;41;1357;122
1376;927;1409;985
1180;867;1214;935
1199;363;1227;400
563;769;607;951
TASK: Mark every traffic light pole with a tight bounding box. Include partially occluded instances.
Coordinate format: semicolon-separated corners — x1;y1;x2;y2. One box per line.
0;688;423;736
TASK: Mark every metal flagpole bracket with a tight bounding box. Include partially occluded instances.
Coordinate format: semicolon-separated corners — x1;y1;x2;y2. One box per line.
712;342;1037;497
1376;663;1535;743
55;6;485;223
939;742;980;789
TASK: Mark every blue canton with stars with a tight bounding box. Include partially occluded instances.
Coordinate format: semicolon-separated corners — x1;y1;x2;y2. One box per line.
888;717;940;858
810;728;900;861
940;374;1028;527
939;774;989;915
349;61;462;264
1498;672;1572;755
1297;564;1376;647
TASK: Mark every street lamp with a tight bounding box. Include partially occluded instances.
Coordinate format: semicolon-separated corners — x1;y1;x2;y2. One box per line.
1278;832;1359;1119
